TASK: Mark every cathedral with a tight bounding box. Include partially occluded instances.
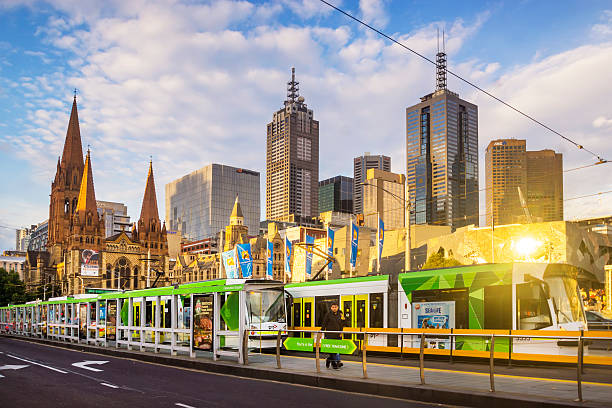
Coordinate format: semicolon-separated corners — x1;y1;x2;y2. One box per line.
44;96;169;294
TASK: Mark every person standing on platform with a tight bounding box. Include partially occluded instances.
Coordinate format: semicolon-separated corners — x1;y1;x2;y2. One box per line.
321;301;345;369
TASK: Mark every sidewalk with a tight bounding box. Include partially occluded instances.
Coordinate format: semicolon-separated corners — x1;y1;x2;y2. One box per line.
5;335;611;408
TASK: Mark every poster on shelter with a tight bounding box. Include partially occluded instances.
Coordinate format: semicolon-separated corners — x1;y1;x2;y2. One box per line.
81;249;99;276
79;304;87;340
411;301;455;349
192;294;214;351
107;302;117;340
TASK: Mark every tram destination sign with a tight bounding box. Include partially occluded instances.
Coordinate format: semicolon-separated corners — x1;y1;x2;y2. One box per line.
283;337;357;355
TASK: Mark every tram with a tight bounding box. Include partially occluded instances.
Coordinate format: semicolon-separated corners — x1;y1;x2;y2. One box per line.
285;263;587;354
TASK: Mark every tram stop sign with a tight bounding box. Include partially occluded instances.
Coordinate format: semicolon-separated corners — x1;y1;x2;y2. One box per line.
283;337;357;355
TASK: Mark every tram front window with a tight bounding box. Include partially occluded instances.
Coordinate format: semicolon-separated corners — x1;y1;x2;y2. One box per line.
545;276;585;324
247;290;285;325
517;282;552;330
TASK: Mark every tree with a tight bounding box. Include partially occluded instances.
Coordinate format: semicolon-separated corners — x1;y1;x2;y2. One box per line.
422;248;462;270
0;268;28;305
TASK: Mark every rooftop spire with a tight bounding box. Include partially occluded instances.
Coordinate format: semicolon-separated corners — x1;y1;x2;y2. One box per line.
230;195;244;226
139;160;160;226
436;28;447;91
285;67;300;105
60;95;85;169
75;149;97;215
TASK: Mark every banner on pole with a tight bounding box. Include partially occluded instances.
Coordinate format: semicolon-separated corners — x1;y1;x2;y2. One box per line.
305;235;314;278
285;237;292;278
236;243;253;278
327;227;335;272
266;240;274;279
222;248;239;279
350;222;359;268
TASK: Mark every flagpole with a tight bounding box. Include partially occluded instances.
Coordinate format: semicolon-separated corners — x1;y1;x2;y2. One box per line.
283;238;287;284
377;212;380;274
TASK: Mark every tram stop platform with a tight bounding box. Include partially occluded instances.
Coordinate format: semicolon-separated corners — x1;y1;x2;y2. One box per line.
6;335;612;408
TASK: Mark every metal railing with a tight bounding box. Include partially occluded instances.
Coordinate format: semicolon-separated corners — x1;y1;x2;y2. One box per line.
244;328;612;403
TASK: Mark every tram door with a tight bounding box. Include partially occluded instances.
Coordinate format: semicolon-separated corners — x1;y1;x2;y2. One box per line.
340;295;353;341
291;299;301;333
302;297;314;338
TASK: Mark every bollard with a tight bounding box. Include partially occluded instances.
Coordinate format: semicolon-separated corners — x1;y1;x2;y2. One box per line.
315;332;322;374
362;333;368;379
489;334;495;392
576;336;583;402
276;330;282;369
419;332;425;385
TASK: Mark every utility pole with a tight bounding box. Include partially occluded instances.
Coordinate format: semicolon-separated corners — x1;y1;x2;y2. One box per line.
219;229;225;279
146;249;151;288
405;180;411;272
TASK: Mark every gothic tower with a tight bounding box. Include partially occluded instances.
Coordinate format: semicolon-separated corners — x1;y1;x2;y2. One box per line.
134;161;168;256
49;96;85;257
224;195;248;251
67;149;105;251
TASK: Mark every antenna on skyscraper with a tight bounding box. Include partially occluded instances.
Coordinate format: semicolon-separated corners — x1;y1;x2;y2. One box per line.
286;67;300;105
436;28;447;91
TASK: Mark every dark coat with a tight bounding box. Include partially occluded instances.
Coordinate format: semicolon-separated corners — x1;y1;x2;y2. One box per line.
321;310;345;339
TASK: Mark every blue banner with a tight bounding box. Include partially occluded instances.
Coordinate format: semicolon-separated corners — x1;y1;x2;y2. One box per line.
327;227;334;271
305;235;314;278
285;237;292;278
350;222;359;268
266;240;273;279
378;216;384;266
222;249;238;279
236;243;253;278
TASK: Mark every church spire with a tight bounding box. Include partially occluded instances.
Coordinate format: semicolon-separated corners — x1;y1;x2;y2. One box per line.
139;160;160;229
75;149;98;216
230;195;244;225
60;95;85;169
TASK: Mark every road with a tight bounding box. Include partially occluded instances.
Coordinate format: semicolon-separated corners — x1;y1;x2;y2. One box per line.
0;337;443;408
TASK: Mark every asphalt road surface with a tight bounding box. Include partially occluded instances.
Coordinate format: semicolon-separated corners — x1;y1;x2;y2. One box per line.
0;337;445;408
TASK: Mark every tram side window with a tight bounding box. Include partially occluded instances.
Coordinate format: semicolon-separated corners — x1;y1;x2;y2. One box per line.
369;293;384;328
484;285;512;329
412;288;469;329
517;283;552;330
145;301;153;327
293;302;301;327
314;296;340;327
164;302;171;328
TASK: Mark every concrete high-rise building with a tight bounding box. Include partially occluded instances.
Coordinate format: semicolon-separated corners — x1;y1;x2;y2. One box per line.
353;153;391;215
266;68;319;223
318;176;353;214
485;139;563;226
165;164;260;241
405;48;478;228
363;169;405;230
96;201;131;238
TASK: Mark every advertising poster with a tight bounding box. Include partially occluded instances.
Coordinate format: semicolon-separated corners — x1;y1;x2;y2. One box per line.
107;302;117;340
192;294;214;351
236;243;253;278
266;240;273;279
327;227;334;271
411;301;455;349
81;249;99;277
79;304;87;339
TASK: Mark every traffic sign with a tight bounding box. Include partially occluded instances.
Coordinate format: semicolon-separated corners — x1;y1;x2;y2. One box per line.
283;337;356;354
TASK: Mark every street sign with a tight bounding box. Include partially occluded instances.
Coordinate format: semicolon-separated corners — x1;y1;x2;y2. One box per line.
283;337;356;354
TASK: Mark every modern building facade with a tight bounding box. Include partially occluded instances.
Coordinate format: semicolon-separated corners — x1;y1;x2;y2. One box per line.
405;51;478;229
27;220;48;252
165;164;260;241
96;201;131;238
353;153;391;216
266;68;319;223
318;175;353;214
363;169;405;230
485;139;563;226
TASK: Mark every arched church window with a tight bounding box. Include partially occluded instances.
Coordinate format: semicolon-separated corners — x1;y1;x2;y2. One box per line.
73;173;77;186
87;215;92;226
64;199;70;214
132;267;138;289
72;198;77;214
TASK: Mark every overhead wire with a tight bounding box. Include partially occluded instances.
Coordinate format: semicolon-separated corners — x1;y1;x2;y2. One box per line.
318;0;608;163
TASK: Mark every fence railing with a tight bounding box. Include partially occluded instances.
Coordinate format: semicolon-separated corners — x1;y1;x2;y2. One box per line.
245;328;612;403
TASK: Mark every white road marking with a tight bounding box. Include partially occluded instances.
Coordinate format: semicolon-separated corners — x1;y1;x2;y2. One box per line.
100;382;118;389
175;403;196;408
72;360;108;372
0;375;3;378
0;364;29;371
6;354;67;373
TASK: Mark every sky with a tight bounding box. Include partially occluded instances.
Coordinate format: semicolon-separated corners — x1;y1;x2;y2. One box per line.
1;0;612;252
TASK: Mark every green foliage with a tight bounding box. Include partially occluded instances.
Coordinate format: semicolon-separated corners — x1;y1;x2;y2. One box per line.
0;268;28;305
422;248;463;270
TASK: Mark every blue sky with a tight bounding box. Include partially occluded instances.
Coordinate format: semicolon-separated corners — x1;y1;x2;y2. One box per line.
1;0;612;251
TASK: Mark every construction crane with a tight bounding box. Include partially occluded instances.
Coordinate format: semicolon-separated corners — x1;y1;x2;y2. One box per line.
293;242;335;281
517;186;533;223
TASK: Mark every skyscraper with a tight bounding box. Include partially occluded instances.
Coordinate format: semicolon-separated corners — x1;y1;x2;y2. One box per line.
363;169;405;230
266;68;319;223
486;139;563;225
318;175;353;214
405;48;478;228
353;153;391;215
165;164;260;241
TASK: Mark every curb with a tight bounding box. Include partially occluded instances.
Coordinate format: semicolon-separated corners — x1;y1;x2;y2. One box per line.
2;335;595;408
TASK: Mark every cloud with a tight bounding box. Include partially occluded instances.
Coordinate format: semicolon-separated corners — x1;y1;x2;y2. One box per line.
592;10;612;37
593;116;612;128
359;0;389;29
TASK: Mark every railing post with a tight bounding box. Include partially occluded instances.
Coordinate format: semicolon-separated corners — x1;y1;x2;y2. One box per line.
576;335;583;402
362;332;368;379
315;332;321;374
489;334;495;392
508;330;512;367
419;332;425;385
243;329;249;365
449;328;454;364
276;330;282;369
